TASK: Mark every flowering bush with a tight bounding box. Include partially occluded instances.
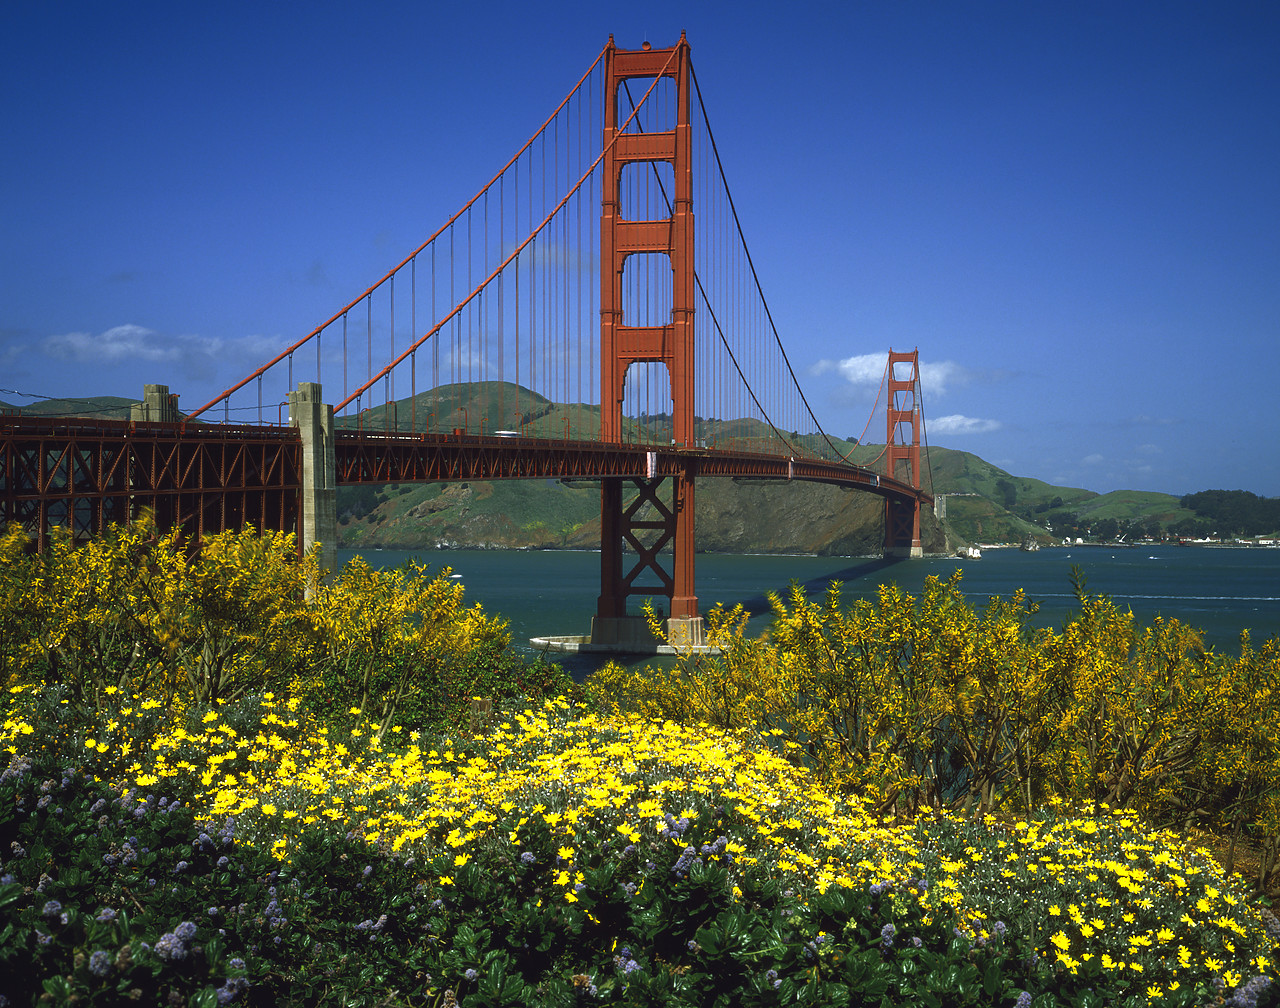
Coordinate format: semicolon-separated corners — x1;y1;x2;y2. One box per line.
0;517;562;739
2;524;1278;1005
590;572;1280;888
4;690;1277;1006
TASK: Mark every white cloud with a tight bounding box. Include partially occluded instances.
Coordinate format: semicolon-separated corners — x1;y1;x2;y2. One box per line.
812;352;971;395
44;324;200;364
812;352;885;385
930;414;1001;435
1082;453;1105;465
41;325;287;383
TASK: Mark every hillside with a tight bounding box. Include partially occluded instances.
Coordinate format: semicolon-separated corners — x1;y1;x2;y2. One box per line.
0;395;139;420
10;382;1250;552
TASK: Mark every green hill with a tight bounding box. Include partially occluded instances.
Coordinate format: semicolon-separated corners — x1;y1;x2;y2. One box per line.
0;396;139;420
12;381;1251;552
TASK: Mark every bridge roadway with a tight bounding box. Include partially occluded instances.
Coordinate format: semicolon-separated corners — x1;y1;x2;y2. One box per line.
1;415;929;550
334;429;927;507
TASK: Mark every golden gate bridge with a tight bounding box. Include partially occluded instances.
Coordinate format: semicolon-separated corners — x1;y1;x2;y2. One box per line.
2;34;931;651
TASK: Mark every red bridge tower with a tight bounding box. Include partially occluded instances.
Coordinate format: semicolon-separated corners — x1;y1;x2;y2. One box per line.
592;34;703;650
884;349;924;558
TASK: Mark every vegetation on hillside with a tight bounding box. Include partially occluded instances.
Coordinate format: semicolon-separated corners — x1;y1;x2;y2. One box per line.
0;395;141;420
1180;490;1280;538
2;520;1278;1005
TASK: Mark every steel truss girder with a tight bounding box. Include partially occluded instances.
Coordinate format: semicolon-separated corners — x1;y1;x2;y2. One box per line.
1;417;301;550
4;417;930;553
333;432;929;507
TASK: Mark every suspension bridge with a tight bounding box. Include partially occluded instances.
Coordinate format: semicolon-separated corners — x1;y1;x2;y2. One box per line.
1;34;931;652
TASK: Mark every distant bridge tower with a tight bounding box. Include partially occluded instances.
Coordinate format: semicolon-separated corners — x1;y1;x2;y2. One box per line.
593;33;703;649
884;349;924;558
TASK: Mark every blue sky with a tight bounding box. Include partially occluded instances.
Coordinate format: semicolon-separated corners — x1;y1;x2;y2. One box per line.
3;1;1277;496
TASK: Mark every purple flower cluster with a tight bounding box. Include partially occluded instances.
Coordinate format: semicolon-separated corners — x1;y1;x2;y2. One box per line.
216;963;250;1007
614;946;641;976
102;840;140;868
1259;907;1280;943
0;753;33;786
354;914;388;935
699;836;730;861
764;969;782;989
88;950;111;978
971;918;1009;948
879;923;896;950
671;844;701;878
153;920;199;961
1228;976;1274;1008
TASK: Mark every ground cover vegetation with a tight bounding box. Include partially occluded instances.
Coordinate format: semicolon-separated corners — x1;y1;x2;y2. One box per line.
1;520;1277;1006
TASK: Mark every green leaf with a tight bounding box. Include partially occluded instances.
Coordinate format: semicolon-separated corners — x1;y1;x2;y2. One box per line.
0;883;22;910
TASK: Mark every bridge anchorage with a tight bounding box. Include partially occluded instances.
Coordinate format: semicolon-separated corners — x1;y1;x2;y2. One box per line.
0;33;931;656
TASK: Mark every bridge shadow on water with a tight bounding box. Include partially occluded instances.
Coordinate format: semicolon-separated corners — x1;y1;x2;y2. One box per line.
724;556;909;619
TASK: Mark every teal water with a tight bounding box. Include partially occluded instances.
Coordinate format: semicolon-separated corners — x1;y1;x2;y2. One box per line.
337;545;1280;674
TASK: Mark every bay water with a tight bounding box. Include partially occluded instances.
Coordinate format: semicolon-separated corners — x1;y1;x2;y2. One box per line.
338;544;1279;676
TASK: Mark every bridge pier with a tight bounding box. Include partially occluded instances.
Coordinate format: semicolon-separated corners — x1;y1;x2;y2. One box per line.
289;382;337;578
885;497;924;558
131;384;180;423
586;467;708;654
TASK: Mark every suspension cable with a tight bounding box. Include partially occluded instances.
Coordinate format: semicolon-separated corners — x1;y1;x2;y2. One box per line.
689;60;854;464
334;49;679;413
186;41;611;421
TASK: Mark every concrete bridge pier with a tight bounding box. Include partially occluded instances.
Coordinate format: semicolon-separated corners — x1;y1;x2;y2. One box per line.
288;382;338;578
131;384;180;423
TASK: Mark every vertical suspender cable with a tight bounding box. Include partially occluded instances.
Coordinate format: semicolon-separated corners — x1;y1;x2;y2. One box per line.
467;204;473;393
431;244;438;397
390;275;396;412
514;159;520;411
410;257;417;429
